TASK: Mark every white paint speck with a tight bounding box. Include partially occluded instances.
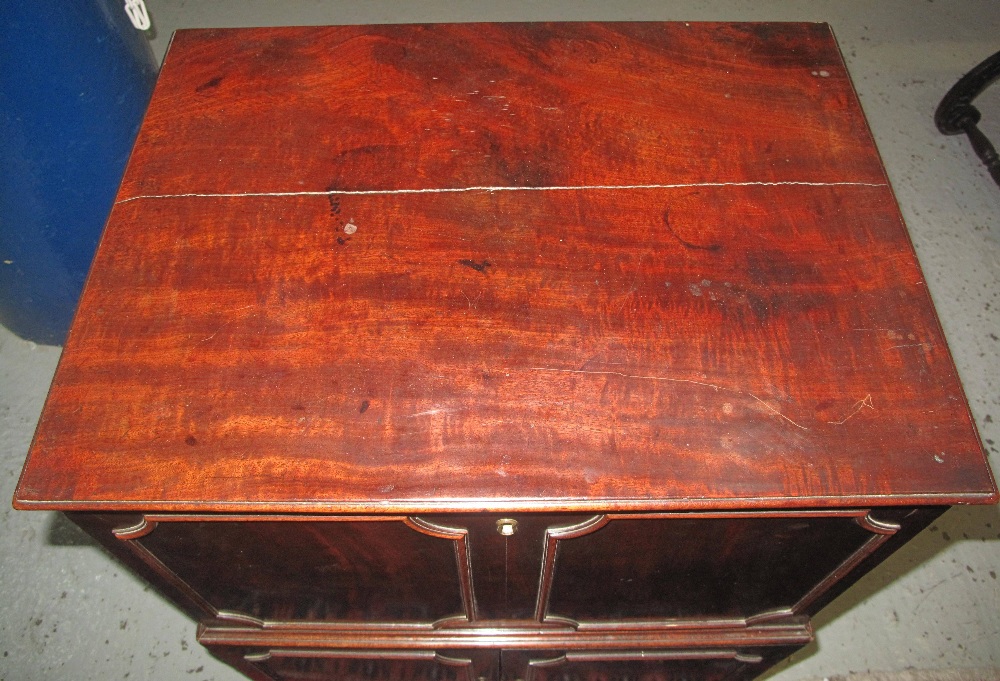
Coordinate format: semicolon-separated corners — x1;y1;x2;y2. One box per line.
344;222;357;235
934;453;945;463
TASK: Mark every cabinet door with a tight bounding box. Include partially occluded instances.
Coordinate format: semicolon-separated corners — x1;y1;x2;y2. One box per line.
75;513;476;626
534;510;919;624
211;647;497;681
500;648;797;681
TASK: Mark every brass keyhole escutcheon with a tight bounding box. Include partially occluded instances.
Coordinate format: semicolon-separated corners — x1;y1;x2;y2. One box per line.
496;518;518;536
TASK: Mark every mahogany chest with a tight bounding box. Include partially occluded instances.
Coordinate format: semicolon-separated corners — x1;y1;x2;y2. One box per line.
14;22;997;681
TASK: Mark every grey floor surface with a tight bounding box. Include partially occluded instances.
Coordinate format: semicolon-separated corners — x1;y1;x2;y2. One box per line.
2;1;999;680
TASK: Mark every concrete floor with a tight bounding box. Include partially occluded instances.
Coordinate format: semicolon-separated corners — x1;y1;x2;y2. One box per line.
2;1;999;680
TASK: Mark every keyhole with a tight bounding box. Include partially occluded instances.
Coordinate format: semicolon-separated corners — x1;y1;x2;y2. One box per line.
496;518;518;536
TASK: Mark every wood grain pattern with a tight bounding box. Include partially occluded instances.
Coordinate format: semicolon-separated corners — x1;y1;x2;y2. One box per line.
14;23;995;514
120;23;884;197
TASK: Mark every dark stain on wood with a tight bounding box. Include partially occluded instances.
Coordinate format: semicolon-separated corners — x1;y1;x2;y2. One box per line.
458;259;491;274
195;76;223;92
663;209;723;252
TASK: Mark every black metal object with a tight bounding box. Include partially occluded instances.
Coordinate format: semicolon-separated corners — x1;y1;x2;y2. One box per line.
935;49;1000;187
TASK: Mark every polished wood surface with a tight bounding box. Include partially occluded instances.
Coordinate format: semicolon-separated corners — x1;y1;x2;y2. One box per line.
14;22;996;513
19;23;997;681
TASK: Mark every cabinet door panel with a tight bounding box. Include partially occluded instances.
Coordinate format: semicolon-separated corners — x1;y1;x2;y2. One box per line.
542;512;894;622
427;514;592;620
106;515;472;624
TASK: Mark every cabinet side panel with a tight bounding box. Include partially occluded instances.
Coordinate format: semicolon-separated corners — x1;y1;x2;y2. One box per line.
792;506;945;617
67;512;213;622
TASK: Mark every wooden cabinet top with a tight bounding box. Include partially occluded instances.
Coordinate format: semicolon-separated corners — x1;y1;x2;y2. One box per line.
14;23;997;513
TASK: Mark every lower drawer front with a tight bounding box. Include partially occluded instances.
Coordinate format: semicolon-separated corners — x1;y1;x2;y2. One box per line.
210;647;492;681
205;645;802;681
502;648;801;681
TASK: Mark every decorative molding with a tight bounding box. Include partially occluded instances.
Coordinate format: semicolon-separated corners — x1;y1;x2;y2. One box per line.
856;511;903;535
536;509;902;626
200;619;813;650
112;513;476;626
537;614;579;629
221;618;436;633
431;614;473;629
404;517;467;540
546;515;611;540
574;617;778;631
524;655;568;681
744;609;797;626
534;516;609;622
243;648;475;681
609;510;876;521
408;517;478;622
434;653;478;681
248;648;439;661
523;649;764;681
566;650;741;662
21;490;993;513
141;513;404;523
215;611;266;628
791;514;898;615
116;508;905;648
112;517;158;540
113;527;219;618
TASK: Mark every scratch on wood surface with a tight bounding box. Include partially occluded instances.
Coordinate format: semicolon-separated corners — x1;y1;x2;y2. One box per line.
406;408;456;418
887;342;930;350
527;367;809;431
115;181;888;204
825;394;873;425
199;305;255;342
461;290;483;310
615;254;646;312
746;394;810;431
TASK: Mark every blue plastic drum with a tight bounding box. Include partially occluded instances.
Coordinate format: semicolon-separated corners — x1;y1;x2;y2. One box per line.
1;1;157;344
